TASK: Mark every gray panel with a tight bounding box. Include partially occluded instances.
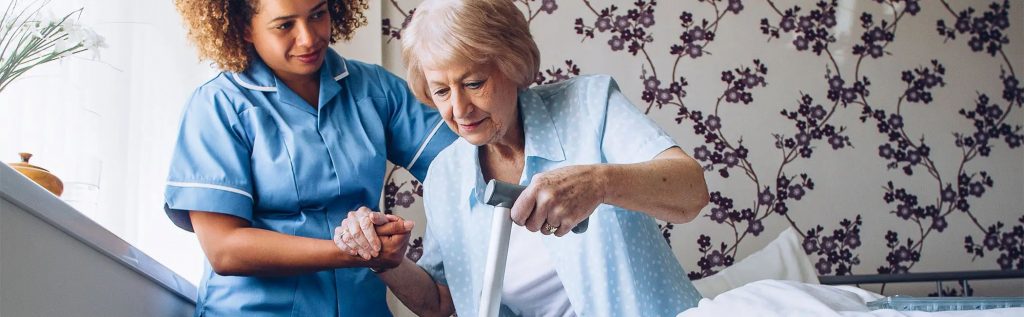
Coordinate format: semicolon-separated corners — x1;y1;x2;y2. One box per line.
1;200;195;316
1;163;195;316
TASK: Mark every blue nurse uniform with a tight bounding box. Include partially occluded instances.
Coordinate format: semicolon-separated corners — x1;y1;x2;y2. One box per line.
164;48;456;316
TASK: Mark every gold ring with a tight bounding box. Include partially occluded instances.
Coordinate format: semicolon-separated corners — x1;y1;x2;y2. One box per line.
543;223;558;234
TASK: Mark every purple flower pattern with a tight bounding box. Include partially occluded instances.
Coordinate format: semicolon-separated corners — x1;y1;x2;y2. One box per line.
381;0;1023;283
859;1;1023;275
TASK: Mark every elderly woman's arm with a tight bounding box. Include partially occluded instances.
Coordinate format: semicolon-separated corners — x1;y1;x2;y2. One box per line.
334;212;455;316
512;146;709;236
600;147;709;223
375;258;456;317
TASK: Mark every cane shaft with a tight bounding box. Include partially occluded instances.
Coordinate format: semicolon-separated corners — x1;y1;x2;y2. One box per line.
478;206;513;317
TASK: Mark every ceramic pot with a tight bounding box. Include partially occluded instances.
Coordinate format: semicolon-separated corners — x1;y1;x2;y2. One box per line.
9;152;63;196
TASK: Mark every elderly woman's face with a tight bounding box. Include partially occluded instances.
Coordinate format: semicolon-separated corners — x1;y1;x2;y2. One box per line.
423;63;520;146
246;0;331;82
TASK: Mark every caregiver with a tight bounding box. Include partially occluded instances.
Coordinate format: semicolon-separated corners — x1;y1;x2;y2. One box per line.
163;0;455;315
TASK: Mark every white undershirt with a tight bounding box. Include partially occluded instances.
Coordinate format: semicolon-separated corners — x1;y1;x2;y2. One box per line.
501;224;576;317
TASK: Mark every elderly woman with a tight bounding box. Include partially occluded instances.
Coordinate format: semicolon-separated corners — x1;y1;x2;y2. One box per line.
336;0;709;315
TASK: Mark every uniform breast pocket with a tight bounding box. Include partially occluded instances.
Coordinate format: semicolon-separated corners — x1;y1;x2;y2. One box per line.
239;108;301;215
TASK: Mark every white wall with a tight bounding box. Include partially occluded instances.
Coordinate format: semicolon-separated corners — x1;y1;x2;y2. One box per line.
0;0;216;285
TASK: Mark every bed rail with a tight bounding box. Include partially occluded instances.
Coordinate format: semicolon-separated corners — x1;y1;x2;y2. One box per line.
819;270;1024;296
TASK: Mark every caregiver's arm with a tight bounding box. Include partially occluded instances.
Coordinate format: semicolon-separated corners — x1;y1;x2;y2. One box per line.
190;211;410;276
375;258;455;317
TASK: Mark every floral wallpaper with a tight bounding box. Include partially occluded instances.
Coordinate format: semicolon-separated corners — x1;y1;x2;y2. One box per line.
376;0;1023;296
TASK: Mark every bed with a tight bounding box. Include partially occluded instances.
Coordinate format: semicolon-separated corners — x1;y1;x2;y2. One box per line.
680;228;1023;316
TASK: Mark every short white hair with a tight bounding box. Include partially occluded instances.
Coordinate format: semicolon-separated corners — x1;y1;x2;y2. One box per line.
402;0;540;106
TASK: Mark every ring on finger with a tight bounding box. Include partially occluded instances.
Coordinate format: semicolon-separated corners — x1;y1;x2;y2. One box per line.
543;222;559;234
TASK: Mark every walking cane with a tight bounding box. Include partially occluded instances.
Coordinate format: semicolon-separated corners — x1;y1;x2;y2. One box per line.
478;179;589;317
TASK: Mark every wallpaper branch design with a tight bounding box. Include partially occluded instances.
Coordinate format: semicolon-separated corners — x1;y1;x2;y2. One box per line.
382;0;414;43
859;0;1022;276
378;0;1023;287
382;164;423;214
570;0;872;279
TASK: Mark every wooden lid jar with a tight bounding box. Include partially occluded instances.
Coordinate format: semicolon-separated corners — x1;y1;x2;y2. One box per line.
9;152;64;196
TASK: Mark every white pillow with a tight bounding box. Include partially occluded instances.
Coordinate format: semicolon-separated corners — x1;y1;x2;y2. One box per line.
691;227;820;298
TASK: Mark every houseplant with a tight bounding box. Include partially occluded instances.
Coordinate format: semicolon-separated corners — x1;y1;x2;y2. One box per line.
2;0;105;195
0;0;105;93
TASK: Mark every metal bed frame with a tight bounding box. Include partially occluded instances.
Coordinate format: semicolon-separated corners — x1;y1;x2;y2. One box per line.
818;270;1024;296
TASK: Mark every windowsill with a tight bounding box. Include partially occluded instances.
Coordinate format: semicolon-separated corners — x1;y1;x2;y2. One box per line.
0;163;197;304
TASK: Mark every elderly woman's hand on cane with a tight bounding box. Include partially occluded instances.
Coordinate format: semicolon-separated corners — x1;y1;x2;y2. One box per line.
511;165;606;237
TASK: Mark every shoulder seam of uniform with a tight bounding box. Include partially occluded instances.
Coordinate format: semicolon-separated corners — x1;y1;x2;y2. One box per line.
408;119;446;171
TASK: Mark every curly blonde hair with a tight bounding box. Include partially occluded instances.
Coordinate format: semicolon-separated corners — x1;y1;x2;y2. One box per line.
175;0;368;72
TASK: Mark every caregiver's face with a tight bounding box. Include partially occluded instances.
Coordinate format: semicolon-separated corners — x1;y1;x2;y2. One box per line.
423;63;520;146
246;0;331;82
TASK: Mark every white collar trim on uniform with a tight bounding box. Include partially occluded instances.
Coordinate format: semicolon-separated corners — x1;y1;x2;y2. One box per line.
232;72;277;92
333;57;349;81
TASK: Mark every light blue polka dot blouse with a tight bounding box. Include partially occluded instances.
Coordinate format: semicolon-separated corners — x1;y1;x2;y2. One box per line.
417;75;702;316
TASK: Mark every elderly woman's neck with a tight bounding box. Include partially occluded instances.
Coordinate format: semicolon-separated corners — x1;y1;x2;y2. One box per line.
484;123;524;159
479;120;525;183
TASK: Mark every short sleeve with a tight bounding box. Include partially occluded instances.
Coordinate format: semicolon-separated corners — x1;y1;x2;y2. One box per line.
378;67;458;181
599;78;678;164
163;87;255;232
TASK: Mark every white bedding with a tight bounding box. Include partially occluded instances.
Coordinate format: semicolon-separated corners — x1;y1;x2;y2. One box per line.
679;280;1024;317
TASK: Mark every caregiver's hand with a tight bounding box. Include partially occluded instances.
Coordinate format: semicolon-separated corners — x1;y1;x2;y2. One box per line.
334;213;415;269
333;207;399;260
369;217;415;270
511;165;607;237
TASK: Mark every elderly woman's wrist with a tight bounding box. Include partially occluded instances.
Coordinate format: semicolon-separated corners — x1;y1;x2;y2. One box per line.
596;164;615;204
371;258;405;276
